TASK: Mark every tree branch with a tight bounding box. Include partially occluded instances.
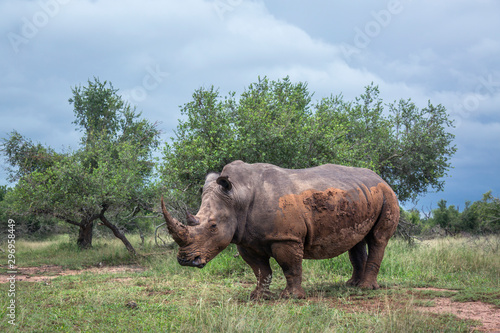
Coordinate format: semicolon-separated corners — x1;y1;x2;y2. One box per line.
33;209;83;227
99;208;136;255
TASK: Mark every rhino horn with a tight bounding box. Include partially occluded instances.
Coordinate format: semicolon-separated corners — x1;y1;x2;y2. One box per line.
186;211;200;226
161;196;190;247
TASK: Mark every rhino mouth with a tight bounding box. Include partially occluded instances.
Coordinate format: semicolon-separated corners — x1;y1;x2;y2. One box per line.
178;256;206;268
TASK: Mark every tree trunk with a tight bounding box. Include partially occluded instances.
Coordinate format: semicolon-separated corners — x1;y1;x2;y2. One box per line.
77;220;94;249
99;215;136;255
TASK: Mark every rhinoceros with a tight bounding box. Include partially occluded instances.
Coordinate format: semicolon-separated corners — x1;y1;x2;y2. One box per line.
161;160;399;299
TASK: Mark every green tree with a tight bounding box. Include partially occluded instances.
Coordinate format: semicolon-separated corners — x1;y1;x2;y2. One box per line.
457;200;480;232
383;99;456;202
475;191;500;233
423;192;500;235
1;78;161;252
0;185;7;202
430;199;460;233
161;77;456;207
232;77;313;167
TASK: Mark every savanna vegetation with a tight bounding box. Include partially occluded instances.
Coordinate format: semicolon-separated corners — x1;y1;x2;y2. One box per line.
0;235;498;332
0;76;499;331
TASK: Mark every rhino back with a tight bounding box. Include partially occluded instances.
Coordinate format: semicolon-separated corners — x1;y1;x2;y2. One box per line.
223;161;386;199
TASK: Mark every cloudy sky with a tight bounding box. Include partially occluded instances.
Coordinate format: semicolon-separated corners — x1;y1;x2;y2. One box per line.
1;0;499;211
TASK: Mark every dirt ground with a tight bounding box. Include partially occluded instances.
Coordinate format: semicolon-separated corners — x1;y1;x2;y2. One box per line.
0;264;144;283
415;296;500;332
1;266;499;331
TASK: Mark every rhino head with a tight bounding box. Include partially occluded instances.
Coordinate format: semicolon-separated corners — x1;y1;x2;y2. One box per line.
161;173;239;268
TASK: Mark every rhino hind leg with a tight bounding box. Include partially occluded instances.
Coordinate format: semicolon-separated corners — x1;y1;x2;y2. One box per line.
237;246;273;300
347;239;367;287
271;242;306;299
357;188;400;290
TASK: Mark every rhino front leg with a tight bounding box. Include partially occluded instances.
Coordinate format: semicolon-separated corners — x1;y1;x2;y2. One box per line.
237;246;273;300
271;242;306;299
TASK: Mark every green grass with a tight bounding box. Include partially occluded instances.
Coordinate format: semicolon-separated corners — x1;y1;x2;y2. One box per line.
0;235;498;332
0;234;136;270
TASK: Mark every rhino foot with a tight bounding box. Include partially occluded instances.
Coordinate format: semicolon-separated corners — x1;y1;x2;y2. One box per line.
279;286;306;299
250;288;274;300
357;280;380;290
346;278;361;287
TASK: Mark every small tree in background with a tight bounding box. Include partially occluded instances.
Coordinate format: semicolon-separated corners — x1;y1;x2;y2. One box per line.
477;191;500;233
1;78;161;252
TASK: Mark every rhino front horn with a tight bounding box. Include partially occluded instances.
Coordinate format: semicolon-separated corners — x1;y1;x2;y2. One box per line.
161;196;190;247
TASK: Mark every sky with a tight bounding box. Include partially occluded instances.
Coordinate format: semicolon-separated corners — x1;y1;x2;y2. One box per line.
1;0;499;212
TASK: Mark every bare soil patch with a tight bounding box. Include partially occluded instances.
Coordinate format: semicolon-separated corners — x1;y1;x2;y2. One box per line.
309;287;500;332
413;287;459;293
0;264;144;283
414;288;500;332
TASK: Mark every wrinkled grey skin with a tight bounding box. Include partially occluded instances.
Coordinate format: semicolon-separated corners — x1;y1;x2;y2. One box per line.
162;160;399;299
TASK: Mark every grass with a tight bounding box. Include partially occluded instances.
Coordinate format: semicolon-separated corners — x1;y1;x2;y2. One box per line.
0;235;498;332
1;234;136;270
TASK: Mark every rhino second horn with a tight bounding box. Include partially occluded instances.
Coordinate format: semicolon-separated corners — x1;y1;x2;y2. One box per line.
186;212;200;226
161;196;190;247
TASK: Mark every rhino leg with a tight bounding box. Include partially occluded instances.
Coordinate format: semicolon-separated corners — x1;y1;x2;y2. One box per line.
357;191;399;290
271;242;306;299
347;239;367;287
238;246;273;300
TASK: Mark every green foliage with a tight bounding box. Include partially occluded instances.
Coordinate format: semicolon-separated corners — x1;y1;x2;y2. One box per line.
1;78;161;249
0;184;8;202
384;100;457;201
428;193;500;234
232;77;314;168
403;191;500;235
8;138;153;222
475;191;500;233
162;77;456;207
70;77;124;145
433;199;461;230
0;130;62;182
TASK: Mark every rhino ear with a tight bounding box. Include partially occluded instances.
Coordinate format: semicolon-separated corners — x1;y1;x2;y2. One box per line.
216;176;232;191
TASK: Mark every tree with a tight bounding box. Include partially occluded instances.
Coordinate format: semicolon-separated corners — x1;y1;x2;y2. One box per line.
162;77;456;207
475;191;500;233
423;192;500;234
430;199;460;233
0;185;7;202
1;78;161;252
383;99;456;202
457;200;480;232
